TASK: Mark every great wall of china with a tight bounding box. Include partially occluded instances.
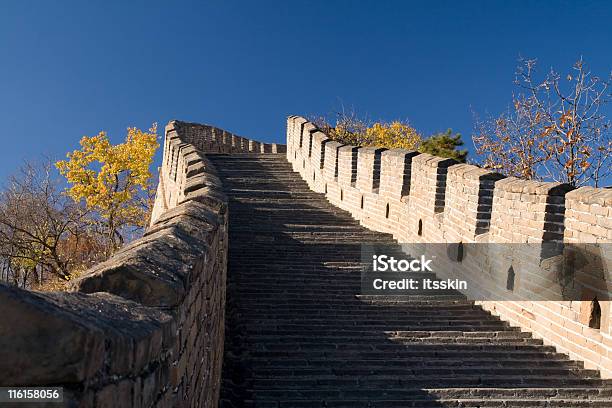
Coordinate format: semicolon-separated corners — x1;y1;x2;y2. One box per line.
0;117;610;407
0;121;281;407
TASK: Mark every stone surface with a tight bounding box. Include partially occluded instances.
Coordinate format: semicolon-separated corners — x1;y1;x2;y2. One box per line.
286;115;612;381
0;120;239;407
1;114;610;407
210;151;612;407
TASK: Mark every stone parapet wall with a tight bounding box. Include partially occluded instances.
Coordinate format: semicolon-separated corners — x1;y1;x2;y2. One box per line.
151;122;285;223
0;120;283;407
287;115;612;377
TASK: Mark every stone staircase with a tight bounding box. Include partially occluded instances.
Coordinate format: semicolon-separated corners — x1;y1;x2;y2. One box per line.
208;153;612;408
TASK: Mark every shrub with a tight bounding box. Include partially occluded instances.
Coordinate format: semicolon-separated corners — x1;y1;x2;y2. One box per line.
312;110;421;150
312;109;467;160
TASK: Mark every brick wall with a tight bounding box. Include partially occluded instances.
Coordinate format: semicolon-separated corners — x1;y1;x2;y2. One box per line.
286;115;612;378
0;120;285;407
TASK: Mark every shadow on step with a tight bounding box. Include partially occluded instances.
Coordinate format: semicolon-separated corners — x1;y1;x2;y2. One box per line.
206;154;609;408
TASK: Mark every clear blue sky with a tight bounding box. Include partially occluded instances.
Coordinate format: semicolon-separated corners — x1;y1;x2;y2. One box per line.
1;0;611;181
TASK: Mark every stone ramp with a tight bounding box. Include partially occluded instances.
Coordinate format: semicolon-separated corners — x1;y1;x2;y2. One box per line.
208;153;612;407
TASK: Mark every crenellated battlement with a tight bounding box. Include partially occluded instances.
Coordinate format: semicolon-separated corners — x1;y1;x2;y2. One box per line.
287;115;612;377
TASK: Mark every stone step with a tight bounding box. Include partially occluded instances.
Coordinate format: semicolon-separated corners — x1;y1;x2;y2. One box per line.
244;330;530;338
233;310;507;319
243;386;612;398
243;331;532;341
236;310;484;317
240;398;612;408
256;343;560;353
235;300;476;308
229;204;356;212
235;290;463;298
232;304;486;310
248;350;571;360
236;318;511;328
356;295;468;302
236;286;464;301
236;309;507;324
244;374;604;386
230;225;384;232
244;324;524;338
244;336;542;346
229;219;367;226
235;294;468;307
234;306;483;315
245;367;599;379
247;358;581;370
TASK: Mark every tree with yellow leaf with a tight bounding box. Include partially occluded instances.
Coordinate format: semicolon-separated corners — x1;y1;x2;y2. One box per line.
56;124;159;255
312;109;423;150
365;121;422;149
313;108;468;160
473;58;611;187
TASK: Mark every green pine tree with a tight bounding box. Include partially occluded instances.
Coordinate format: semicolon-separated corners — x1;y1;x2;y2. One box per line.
419;129;467;162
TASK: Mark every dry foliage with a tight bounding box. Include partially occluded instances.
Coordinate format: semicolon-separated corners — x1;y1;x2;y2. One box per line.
312;109;422;150
0;161;87;288
473;58;612;187
1;125;159;290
